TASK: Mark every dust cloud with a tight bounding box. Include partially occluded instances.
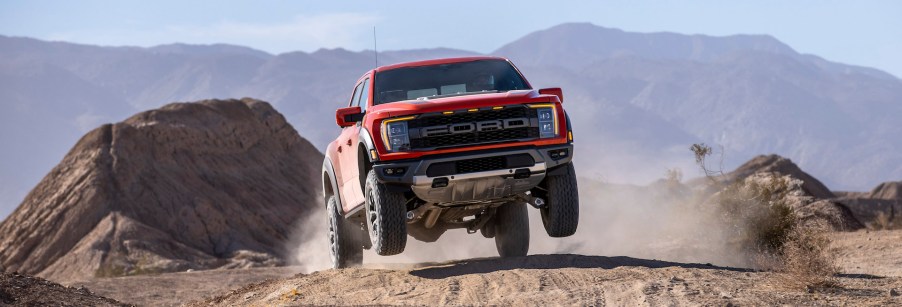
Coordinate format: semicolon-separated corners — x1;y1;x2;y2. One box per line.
362;171;746;268
287;153;746;272
286;205;333;272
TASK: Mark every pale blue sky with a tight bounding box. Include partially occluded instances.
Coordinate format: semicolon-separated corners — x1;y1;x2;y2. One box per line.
1;1;900;77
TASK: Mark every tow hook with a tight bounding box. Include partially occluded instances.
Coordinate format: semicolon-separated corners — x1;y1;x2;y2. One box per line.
529;197;546;209
519;192;546;209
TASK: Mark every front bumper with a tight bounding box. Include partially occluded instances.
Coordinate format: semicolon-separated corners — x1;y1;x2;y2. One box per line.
373;144;573;204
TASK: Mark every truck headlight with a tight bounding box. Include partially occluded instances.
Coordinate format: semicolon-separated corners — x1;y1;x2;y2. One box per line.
381;116;414;152
530;104;558;138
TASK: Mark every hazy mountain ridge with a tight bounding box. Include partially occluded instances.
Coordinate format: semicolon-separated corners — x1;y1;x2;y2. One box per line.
494;23;901;189
497;23;898;81
1;23;900;218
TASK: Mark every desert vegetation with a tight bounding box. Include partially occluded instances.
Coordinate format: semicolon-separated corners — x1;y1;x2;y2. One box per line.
871;207;902;230
691;143;837;290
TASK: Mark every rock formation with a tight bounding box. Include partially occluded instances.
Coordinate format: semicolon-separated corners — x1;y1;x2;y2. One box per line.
867;181;902;200
0;98;323;281
726;154;835;199
835;181;902;225
722;154;862;231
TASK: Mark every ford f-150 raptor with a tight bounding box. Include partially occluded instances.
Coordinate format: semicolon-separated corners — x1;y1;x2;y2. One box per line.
322;56;578;268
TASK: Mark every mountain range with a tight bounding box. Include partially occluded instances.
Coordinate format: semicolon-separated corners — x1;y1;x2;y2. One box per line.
2;22;901;218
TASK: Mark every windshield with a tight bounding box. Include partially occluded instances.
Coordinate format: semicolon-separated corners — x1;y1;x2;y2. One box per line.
374;59;530;105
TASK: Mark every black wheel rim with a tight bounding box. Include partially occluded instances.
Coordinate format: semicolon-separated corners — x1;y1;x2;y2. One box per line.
329;209;339;267
367;187;379;242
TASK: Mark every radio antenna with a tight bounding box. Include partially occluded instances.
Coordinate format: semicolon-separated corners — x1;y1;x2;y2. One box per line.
373;26;378;68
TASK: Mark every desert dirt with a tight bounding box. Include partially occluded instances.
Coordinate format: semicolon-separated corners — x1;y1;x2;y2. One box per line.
1;272;128;306
62;229;901;306
831;229;902;277
68;266;296;307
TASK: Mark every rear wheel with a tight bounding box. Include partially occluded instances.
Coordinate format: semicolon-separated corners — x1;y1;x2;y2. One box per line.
539;163;579;237
365;169;408;256
328;196;362;268
494;202;529;257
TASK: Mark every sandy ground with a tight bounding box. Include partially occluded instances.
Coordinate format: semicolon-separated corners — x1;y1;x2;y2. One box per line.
831;229;902;277
66;229;901;306
68;266;298;307
194;255;901;307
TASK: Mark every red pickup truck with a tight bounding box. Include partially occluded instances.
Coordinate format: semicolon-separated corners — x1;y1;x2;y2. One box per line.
322;56;578;268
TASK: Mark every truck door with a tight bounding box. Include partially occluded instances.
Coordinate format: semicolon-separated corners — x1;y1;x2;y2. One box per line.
336;80;364;213
339;77;370;212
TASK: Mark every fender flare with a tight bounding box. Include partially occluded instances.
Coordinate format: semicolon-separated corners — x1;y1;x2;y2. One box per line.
355;127;379;193
322;156;344;214
564;110;572;133
357;127;378;163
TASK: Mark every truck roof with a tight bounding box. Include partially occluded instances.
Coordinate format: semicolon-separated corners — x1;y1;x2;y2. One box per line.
374;56;509;73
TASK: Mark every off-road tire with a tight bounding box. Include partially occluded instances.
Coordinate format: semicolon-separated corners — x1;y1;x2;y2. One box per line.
494;202;529;257
540;163;579;237
327;196;362;268
365;169;407;256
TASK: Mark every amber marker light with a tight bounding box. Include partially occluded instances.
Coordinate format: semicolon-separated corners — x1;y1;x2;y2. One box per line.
380;116;415;151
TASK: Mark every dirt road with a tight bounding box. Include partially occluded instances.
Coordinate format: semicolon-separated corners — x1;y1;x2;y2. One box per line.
67;229;901;306
190;254;899;306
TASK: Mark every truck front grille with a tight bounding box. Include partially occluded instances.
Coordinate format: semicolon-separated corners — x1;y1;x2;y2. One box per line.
407;106;539;150
410;127;537;149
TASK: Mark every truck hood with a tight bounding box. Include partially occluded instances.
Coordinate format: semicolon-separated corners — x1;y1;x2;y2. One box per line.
369;90;557;118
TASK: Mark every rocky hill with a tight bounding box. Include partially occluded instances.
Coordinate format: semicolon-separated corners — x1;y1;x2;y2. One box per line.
867;181;902;200
0;98;322;282
723;154;862;231
724;154;836;200
835;181;902;225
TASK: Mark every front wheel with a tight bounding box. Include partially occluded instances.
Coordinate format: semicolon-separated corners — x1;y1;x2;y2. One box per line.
328;196;362;268
494;202;529;257
539;163;580;237
364;169;408;256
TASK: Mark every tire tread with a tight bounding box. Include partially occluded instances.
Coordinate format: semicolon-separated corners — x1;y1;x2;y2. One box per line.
365;170;407;256
541;163;579;237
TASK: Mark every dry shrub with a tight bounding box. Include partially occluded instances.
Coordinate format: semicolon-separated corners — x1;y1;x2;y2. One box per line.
871;210;902;230
774;226;837;289
665;168;683;184
716;174;838;290
690;144;836;290
714;173;799;255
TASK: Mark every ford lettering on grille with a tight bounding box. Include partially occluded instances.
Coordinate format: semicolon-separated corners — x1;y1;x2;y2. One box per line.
420;118;529;137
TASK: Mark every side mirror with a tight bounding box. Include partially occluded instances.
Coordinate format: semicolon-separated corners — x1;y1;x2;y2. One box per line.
539;87;564;103
336;106;364;127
